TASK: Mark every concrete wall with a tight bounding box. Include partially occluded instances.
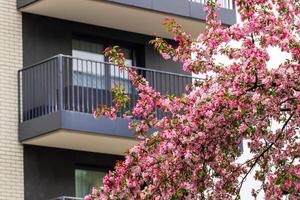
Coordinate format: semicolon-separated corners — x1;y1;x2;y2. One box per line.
0;0;24;199
24;145;123;200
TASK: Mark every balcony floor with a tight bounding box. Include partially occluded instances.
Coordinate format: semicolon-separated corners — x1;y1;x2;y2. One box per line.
20;111;138;155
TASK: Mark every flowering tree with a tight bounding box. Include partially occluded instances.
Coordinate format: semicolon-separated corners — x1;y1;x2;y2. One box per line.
87;0;300;199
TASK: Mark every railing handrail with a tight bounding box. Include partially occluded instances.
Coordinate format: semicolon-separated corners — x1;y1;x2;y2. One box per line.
18;54;61;72
19;54;203;80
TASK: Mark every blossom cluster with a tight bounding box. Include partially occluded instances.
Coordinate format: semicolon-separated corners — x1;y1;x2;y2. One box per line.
89;0;300;199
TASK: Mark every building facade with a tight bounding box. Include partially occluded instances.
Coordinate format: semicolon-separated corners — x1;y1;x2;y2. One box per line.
0;0;236;199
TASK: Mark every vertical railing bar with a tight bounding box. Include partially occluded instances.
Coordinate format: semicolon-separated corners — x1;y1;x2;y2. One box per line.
169;74;172;95
86;60;89;113
50;60;53;113
18;71;21;123
42;63;45;115
118;65;121;117
105;64;108;107
53;59;56;111
67;57;70;110
112;65;115;108
36;64;44;117
21;71;24;122
53;59;56;112
91;61;94;112
36;66;39;117
46;61;49;115
55;58;59;111
40;64;44;116
100;63;103;107
82;60;84;112
24;71;27;121
165;73;168;95
43;63;46;115
95;62;98;112
130;69;134;115
29;69;32;119
177;75;180;96
58;55;64;111
76;58;79;112
30;68;33;118
160;72;163;94
38;65;41;117
31;67;34;118
172;74;175;95
41;64;44;115
21;72;23;122
71;58;75;111
33;67;37;118
169;74;171;95
153;71;157;118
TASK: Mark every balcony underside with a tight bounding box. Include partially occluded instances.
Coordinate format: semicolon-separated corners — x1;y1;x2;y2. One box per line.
18;0;236;39
20;111;139;155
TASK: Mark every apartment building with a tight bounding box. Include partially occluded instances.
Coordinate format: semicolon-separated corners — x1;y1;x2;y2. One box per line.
0;0;236;199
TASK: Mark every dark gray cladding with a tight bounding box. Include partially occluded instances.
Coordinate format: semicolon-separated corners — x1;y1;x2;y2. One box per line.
18;0;236;25
22;13;184;74
24;145;123;200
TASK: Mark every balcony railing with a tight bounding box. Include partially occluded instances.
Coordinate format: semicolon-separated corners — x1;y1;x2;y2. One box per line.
18;55;194;123
190;0;234;10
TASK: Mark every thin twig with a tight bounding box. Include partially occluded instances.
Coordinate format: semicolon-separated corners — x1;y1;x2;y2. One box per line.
235;112;294;199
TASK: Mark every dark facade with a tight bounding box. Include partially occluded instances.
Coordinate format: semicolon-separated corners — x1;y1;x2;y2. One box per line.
22;13;184;73
24;145;123;200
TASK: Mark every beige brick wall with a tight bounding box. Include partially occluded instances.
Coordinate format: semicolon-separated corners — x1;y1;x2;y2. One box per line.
0;0;23;199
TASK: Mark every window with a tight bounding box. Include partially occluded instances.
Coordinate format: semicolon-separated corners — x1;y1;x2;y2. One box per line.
72;39;136;93
75;168;106;198
72;40;105;89
72;49;106;89
110;56;132;93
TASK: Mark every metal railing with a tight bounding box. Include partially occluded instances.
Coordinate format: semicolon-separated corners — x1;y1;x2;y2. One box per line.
190;0;235;10
18;54;194;123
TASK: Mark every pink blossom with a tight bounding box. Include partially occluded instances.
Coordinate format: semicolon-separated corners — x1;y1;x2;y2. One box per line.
89;1;300;199
84;195;92;200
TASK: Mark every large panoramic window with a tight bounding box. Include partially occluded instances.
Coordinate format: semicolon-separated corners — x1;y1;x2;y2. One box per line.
75;168;106;198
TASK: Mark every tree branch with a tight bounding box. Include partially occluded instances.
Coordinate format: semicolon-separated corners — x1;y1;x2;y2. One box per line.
235;112;295;199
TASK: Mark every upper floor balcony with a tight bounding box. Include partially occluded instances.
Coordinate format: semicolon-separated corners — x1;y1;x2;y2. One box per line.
17;0;236;39
18;54;194;155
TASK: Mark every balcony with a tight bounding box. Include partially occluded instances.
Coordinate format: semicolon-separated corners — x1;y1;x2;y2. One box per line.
17;0;236;39
18;55;194;154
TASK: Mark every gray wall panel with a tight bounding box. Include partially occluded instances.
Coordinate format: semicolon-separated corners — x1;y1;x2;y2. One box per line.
24;145;123;200
23;14;185;74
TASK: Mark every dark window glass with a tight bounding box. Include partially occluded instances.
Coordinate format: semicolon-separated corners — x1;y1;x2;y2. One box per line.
72;39;136;93
75;168;106;198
